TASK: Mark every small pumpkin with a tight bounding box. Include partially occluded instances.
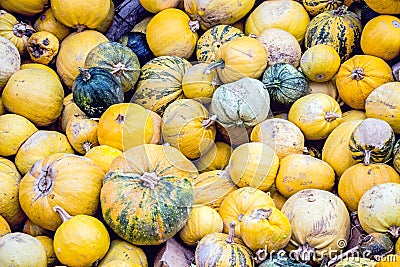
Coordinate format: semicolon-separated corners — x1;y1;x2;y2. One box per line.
84;145;122;173
195;142;232;173
66;114;99;154
302;0;344;16
27;31;59;65
139;0;180;13
0;35;20;89
0;215;10;237
182;63;219;99
118;32;154;66
59;93;85;133
98;239;148;267
35;236;57;266
34;7;72;41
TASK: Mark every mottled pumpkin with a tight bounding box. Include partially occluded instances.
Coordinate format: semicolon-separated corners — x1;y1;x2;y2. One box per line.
303;0;344;16
27;31;59;65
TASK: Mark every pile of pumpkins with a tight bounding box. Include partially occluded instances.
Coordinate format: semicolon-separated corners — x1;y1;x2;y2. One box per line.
0;0;400;266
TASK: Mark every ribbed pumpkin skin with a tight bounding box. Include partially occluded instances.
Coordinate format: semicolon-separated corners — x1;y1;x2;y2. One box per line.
132;56;191;116
302;0;344;16
66;115;99;154
304;7;362;62
196;25;244;63
101;144;197;246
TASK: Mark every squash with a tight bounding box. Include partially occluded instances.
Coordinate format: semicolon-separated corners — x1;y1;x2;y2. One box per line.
262;62;308;106
218;186;276;237
139;0;179;13
195;221;255;267
365;82;400;134
34;8;72;41
66;114;99;154
342;110;367;123
322;119;362;177
56;30;108;89
146;8;199;59
15;130;74;176
179;205;223;246
0;232;47;267
23;219;52;237
363;0;400;14
51;0;110;31
131;17;152;34
162;99;216;159
132;55;191;116
72;67;124;118
118;32;154;66
338;163;400;211
195;142;232;173
0;0;48;16
349;118;395;165
95;0;115;33
0;114;38;157
101;144;198;245
304;6;362;62
97;103;156;151
84;41;141;93
211;78;270;128
196;24;244;63
392;139;400;174
336;55;394;110
307;80;341;104
85;145;122;173
0;36;20;89
98;239;148;267
205;36;267;83
359;232;394;259
20;63;59;81
182;63;219;99
245;0;310;43
267;184;288;210
375;254;400;266
275;154;335;198
257;28;302;67
358;183;400;238
303;0;344;16
281;189;350;264
2;68;64;127
0;215;10;237
35;236;57;266
300;44;341;82
27;31;59;65
184;0;255;30
288;93;343;140
59;93;85;133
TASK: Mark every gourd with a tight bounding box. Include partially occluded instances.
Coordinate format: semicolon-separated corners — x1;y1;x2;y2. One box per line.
59;93;85;133
23;219;52;237
84;145;122;173
302;0;344;16
27;31;59;65
19;153;105;231
34;7;72;41
307;80;341;103
35;236;57;266
98;239;148;267
66;114;99;154
375;254;400;266
20;62;59;80
363;0;400;14
195;142;232;173
118;32;154;66
182;63;219;99
101;144;198;245
0;0;48;16
139;0;180;13
359;232;394;259
0;36;20;89
0;215;10;237
342;110;367;123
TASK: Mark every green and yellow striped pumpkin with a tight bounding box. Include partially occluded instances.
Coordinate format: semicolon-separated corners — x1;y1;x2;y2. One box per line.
132;56;191;116
302;0;344;17
304;6;362;62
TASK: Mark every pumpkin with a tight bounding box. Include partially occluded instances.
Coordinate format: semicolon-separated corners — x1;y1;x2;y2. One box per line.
275;154;335;198
365;82;400;134
51;0;110;31
349;118;395;165
257;28;302;67
321;119;362;177
179;205;223;246
218;186;276;237
0;215;10;237
281;189;350;263
211;78;270;128
84;41;141;93
182;63;219;99
26;31;59;65
205;36;267;83
358;183;400;238
184;0;255;30
196;24;244;63
335;55;394;110
84;145;122;173
0;232;47;267
56;30;108;89
95;0;115;33
102;260;142;267
240;207;291;252
0;97;4;115
359;233;394;259
139;0;179;13
338;163;400;211
194;170;238;211
335;257;377;267
118;32;154;66
101;144;198;245
20;62;59;81
245;0;310;43
267;184;288;210
0;0;48;16
132;55;191;116
300;44;341;82
35;236;57;266
34;8;72;41
342;109;367;123
72;67;124;118
66;114;99;154
2;68;64;126
98;239;148;267
303;0;344;16
23;219;52;237
97;103;156;151
307;80;341;103
288;93;343;140
262;62;308;106
195;142;232;173
195;221;255;267
304;6;362;62
0;114;38;157
0;36;20;89
53;206;110;267
375;254;400;266
59;93;85;133
15;130;74;176
363;0;400;14
131;17;152;34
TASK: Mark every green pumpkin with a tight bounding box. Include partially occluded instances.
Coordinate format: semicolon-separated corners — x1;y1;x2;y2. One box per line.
349;118;395;165
72;67;124;118
262;63;308;106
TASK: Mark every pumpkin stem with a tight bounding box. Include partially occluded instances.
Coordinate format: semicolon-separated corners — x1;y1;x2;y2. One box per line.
349;68;365;81
364;150;371;166
225;221;236;244
248;33;259;39
111;62;128;76
204;59;225;74
13;21;35;38
251;208;273;220
82;142;93;153
324;111;341;122
387;225;400;238
78;67;91;82
202;114;218;128
76;24;86;33
140;172;161;190
53;206;73;222
333;5;348;16
294;243;316;262
30;160;56;197
188;20;200;33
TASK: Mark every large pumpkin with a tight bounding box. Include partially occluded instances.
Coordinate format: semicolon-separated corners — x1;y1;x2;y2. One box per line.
100;144;198;245
0;0;48;16
0;36;20;89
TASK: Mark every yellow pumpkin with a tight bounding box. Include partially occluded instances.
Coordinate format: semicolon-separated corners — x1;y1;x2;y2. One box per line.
288;93;343;140
34;8;72;41
336;55;394;110
59;93;85;133
27;31;59;65
363;0;400;15
15;130;74;176
56;30;108;88
2;68;64;126
85;145;122;173
146;8;198;59
66;114;99;154
20;63;60;81
0;215;10;237
101;260;142;267
195;142;232;173
0;97;4;115
182;63;219;99
342;109;367;123
0;0;48;16
98;239;148;267
0;114;38;157
139;0;180;13
267;184;288;210
35;236;57;266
